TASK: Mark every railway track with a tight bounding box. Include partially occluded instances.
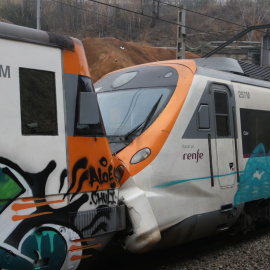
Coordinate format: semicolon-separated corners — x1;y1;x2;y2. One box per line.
92;224;270;270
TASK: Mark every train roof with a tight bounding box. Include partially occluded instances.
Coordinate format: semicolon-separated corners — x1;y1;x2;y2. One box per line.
0;22;74;51
195;57;270;82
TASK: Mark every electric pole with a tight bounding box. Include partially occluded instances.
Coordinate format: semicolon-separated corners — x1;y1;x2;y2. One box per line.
151;0;160;28
176;0;186;59
261;29;270;66
37;0;41;30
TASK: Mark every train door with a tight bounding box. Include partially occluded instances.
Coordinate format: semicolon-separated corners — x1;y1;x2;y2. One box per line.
212;83;237;188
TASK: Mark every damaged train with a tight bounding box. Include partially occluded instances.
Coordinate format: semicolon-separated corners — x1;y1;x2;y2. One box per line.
96;57;270;253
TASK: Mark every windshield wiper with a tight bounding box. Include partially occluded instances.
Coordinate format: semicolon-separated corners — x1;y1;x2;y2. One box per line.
124;122;144;142
124;94;163;142
141;94;163;134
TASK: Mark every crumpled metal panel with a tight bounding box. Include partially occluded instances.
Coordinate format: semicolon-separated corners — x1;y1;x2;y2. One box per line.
70;205;126;239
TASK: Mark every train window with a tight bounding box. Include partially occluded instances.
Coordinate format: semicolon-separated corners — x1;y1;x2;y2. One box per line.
98;87;172;136
19;68;58;135
214;92;230;136
78;75;94;92
198;104;210;129
75;76;103;136
240;108;270;157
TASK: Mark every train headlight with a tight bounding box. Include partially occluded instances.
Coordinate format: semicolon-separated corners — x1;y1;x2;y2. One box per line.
130;148;151;164
115;165;124;182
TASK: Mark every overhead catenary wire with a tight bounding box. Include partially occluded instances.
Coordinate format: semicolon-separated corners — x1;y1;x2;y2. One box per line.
158;0;245;28
2;0;265;41
51;0;139;35
50;0;178;36
50;0;215;38
188;28;244;36
158;0;266;35
33;0;178;42
86;0;205;33
47;0;261;41
86;0;266;37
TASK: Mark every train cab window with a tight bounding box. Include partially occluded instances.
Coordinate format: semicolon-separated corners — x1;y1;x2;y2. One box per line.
198;104;210;129
78;75;94;92
75;75;103;136
214;92;230;136
98;87;172;136
19;68;58;135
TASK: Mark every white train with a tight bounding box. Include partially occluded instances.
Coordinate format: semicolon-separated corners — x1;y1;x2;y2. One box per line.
0;22;125;270
95;57;270;253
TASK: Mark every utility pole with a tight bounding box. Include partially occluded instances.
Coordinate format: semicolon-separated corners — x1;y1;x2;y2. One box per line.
21;0;24;17
176;0;186;59
151;0;160;28
37;0;41;30
261;29;270;66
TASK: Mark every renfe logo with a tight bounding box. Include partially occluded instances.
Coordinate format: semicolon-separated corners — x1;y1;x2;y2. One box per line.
183;149;203;163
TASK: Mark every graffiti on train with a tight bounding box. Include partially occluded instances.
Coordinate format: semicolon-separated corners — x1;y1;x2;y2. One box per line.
234;143;270;205
90;186;116;205
65;156;119;202
0;165;25;214
0;157;113;269
0;227;67;270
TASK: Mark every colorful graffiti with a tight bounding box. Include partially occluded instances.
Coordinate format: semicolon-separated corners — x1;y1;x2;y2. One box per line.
22;229;66;269
155;144;270;206
0;167;25;213
234;144;270;205
0;156;119;270
0;228;67;270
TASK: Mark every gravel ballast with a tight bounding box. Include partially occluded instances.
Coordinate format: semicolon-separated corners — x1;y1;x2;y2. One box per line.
94;225;270;270
155;228;270;270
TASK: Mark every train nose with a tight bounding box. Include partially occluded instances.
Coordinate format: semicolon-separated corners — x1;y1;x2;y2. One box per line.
119;176;161;253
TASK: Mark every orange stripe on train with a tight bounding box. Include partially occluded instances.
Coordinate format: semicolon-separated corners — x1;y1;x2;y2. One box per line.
116;61;197;180
69;244;101;252
12;200;65;211
12;212;53;221
72;238;95;243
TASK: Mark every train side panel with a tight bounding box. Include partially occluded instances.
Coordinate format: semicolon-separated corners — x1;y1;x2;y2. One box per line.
233;82;270;206
132;72;242;248
0;23;124;270
0;36;72;270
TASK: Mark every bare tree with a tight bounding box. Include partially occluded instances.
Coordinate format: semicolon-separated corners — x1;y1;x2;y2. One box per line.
234;0;270;40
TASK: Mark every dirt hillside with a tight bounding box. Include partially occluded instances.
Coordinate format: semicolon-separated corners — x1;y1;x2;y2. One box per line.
82;37;200;83
0;18;13;23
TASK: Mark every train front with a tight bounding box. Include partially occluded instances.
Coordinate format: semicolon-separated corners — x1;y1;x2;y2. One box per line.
95;61;196;253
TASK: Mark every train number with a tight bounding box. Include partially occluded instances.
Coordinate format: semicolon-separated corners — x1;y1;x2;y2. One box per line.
238;91;250;99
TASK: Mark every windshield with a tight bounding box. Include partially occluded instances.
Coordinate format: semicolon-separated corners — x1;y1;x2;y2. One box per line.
97;87;172;136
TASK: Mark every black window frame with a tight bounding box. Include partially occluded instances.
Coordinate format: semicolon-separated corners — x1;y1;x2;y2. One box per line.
240;108;270;158
74;75;104;136
197;103;211;130
19;67;58;136
214;91;230;137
